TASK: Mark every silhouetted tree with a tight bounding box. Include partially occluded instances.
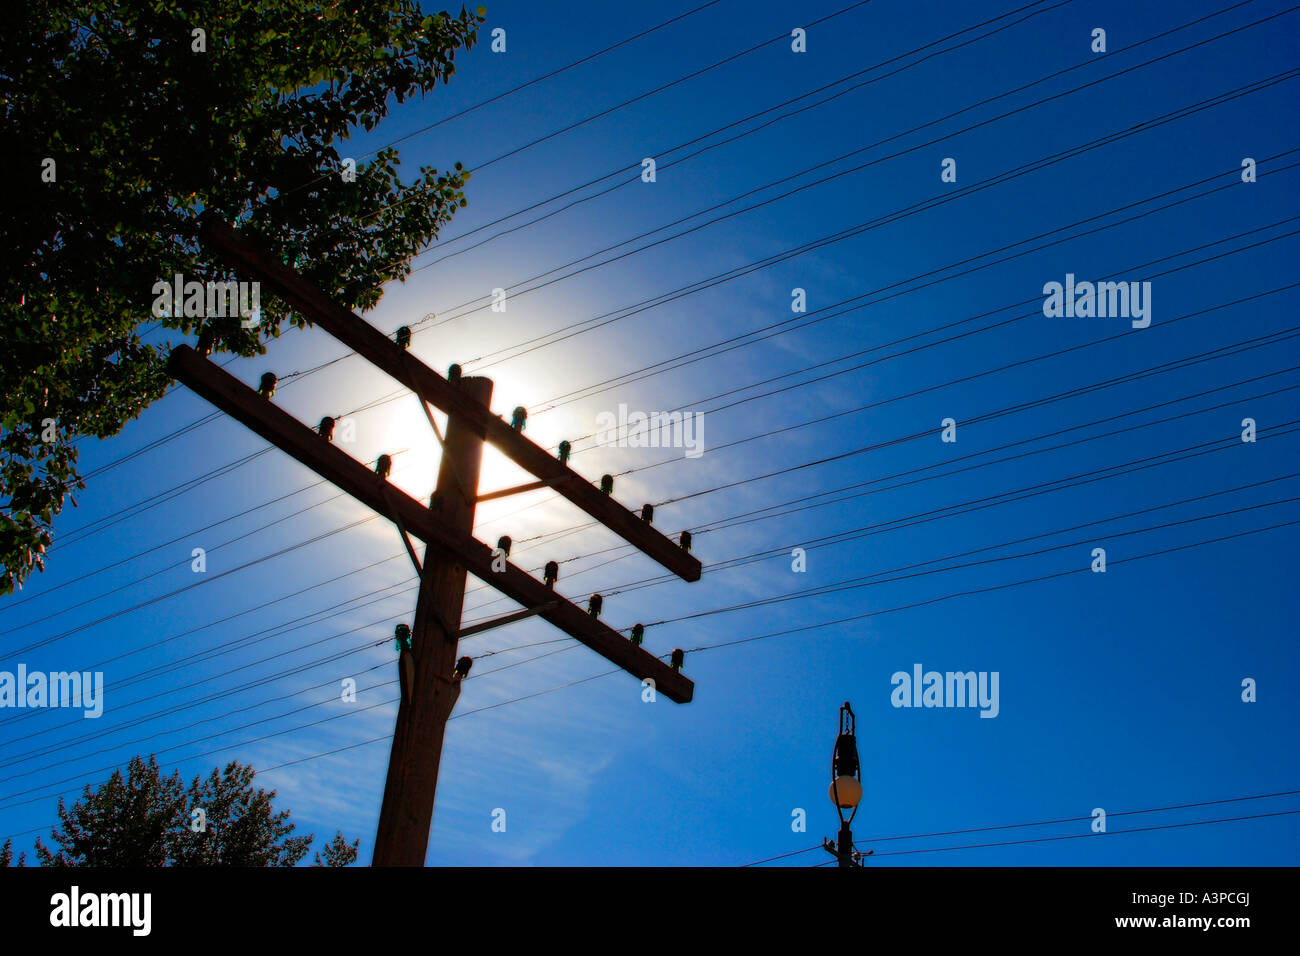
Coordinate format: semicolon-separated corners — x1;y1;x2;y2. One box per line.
31;754;355;866
170;761;314;867
313;831;361;867
1;0;483;593
0;838;26;867
35;755;185;866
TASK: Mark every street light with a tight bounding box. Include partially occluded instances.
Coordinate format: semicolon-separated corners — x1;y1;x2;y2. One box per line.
823;701;871;868
829;774;862;809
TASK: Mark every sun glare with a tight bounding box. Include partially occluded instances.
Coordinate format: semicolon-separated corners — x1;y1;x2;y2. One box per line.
372;376;563;525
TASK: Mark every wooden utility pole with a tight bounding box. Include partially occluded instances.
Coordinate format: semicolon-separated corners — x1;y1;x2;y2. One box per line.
373;375;490;865
174;216;702;868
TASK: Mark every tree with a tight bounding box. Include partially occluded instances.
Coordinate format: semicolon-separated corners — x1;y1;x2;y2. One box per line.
0;0;484;594
35;755;186;866
33;754;355;866
0;838;26;867
314;831;361;867
171;762;314;866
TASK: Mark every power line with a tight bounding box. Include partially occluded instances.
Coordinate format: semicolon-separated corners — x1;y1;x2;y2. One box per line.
33;462;1281;797
1;515;384;658
0;693;401;812
557;172;1300;440
3;604;593;782
862;789;1300;845
18;505;1285;816
39;235;1283;662
452;371;1300;619
245;5;1281;408
176;161;1295;501
642;493;1300;629
690;373;1300;533
413;0;1077;265
7;485;353;630
634;316;1300;488
0;592;416;762
188;171;1298;517
870;809;1300;857
740;787;1300;864
464;0;877;173
6;632;584;782
50;383;406;555
483;139;1300;423
423;4;1276;338
536;184;1300;423
614;423;1300;603
3;472;337;611
0;554;415;733
53;9;1279;538
0;657;619;842
51;448;274;551
461;378;1300;622
36;499;1300;798
440;17;1299;368
495;415;1300;621
740;845;825;867
101;318;1284;644
540;211;1300;429
684;513;1300;657
73;352;247;483
281;0;728;203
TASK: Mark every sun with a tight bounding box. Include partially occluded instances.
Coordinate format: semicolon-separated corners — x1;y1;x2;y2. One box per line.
373;388;541;517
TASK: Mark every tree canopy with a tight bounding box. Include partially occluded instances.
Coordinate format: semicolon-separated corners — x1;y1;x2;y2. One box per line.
1;0;484;594
23;754;357;866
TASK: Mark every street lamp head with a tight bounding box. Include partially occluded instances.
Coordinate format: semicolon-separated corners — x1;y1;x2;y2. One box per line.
829;702;862;820
829;774;862;810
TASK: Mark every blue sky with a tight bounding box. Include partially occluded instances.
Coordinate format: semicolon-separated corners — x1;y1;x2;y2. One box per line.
2;0;1298;866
